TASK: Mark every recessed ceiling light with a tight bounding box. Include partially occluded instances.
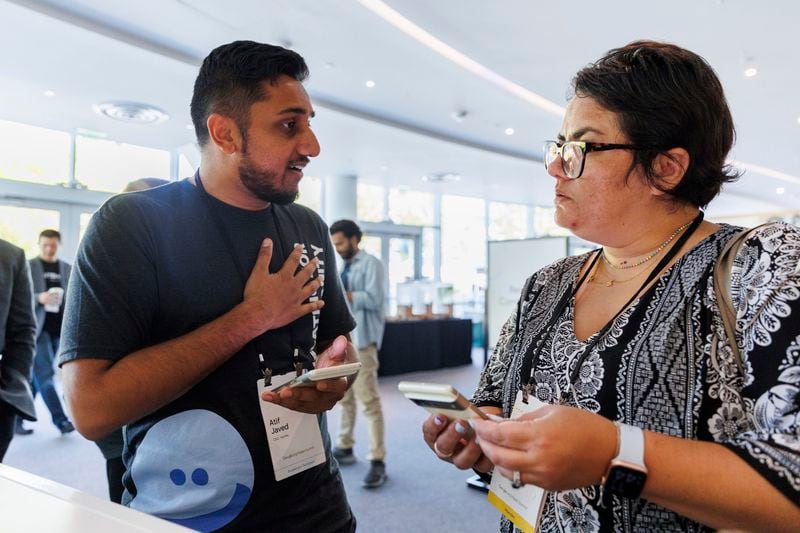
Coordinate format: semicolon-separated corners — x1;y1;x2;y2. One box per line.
365;80;376;88
776;187;785;195
43;90;55;97
186;124;194;130
504;127;515;135
796;116;800;125
93;101;169;124
380;165;389;172
744;67;758;78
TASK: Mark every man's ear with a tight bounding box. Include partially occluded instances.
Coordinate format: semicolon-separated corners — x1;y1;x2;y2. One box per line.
206;113;244;155
650;147;690;198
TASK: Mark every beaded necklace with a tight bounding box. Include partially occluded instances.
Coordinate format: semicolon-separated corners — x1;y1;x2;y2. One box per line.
603;218;694;270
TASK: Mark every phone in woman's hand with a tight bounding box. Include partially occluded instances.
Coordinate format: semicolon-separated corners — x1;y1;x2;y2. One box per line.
398;381;489;420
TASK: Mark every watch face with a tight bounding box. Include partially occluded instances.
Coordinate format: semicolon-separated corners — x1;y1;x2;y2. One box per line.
606;465;647;499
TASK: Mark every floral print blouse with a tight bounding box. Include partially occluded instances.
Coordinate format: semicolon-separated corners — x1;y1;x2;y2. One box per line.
473;223;800;532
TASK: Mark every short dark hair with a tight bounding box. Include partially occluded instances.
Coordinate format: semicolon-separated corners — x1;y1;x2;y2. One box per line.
573;40;739;208
39;229;60;241
329;220;362;242
190;40;309;148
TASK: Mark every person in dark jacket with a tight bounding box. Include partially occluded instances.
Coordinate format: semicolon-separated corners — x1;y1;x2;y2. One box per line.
0;238;37;460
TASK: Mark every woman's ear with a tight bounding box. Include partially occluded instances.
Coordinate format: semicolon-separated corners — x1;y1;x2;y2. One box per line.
650;148;690;198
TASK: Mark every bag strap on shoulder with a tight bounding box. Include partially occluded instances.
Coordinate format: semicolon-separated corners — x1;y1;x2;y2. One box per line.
712;223;771;376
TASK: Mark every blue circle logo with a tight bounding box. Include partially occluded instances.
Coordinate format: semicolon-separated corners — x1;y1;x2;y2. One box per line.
128;410;254;532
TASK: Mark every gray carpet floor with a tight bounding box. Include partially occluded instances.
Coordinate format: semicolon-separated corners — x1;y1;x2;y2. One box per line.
4;352;501;532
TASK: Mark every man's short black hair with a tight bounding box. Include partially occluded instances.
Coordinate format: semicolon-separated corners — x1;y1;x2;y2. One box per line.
39;229;61;241
190;40;309;148
573;40;739;208
329;220;362;242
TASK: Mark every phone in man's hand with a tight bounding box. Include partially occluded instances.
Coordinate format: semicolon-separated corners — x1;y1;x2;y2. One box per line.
270;362;362;393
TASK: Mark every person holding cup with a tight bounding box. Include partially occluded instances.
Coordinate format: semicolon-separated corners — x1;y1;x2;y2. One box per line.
17;229;75;435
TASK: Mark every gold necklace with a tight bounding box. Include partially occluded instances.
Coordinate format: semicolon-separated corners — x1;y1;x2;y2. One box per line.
603;218;694;270
589;255;651;287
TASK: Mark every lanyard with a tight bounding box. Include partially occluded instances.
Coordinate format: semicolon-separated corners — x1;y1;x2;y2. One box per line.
517;211;704;403
194;172;311;381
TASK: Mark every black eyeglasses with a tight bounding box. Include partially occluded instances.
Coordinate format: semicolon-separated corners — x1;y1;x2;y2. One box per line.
543;140;651;180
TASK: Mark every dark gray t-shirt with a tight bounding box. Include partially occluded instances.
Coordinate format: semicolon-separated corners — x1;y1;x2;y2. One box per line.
59;179;356;532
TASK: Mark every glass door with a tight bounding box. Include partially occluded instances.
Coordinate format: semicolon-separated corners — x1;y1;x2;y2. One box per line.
0;204;62;260
0;197;101;262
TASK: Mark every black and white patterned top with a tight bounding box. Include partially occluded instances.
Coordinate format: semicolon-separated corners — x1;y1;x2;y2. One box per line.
473;223;800;532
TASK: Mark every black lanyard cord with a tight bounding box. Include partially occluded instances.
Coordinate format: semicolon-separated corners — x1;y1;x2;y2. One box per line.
516;250;601;385
517;212;705;400
194;172;309;374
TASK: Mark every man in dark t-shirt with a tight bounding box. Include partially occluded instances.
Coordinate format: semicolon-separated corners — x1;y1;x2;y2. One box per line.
59;41;358;532
19;229;74;435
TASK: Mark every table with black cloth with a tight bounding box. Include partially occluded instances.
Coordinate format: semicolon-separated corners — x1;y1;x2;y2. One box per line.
377;318;473;376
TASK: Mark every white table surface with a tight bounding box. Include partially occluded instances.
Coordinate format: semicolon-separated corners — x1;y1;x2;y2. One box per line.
0;463;191;532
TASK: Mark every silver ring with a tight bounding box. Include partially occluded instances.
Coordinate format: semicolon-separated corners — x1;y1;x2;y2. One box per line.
511;470;524;489
433;441;453;459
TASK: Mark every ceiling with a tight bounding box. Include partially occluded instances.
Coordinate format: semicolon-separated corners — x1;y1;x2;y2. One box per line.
1;0;798;215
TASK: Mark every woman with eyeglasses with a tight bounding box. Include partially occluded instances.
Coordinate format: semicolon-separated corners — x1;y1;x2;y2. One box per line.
422;41;800;531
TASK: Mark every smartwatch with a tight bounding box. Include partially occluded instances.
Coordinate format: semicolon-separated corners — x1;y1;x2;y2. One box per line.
602;422;648;499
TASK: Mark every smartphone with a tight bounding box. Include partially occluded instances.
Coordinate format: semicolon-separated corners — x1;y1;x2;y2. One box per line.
397;381;489;420
270;362;362;393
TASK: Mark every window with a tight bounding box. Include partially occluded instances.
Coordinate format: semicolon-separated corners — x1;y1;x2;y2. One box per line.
360;235;382;261
296;176;322;213
75;136;170;193
388;236;415;288
441;195;486;301
0;206;60;260
422;227;436;280
388;189;434;226
533;206;571;236
178;154;195;180
0;120;70;185
357;184;385;222
489;201;528;241
79;212;95;243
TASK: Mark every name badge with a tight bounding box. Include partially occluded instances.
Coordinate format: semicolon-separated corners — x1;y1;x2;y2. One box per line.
257;373;326;481
487;392;548;533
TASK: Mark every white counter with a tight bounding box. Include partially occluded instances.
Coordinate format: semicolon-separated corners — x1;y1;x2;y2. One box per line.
0;464;191;532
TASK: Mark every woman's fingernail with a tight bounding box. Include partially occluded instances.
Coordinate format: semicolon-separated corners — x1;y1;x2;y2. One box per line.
455;422;467;434
434;416;444;426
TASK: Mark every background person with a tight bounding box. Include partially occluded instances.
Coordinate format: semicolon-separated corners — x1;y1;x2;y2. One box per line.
330;219;387;488
423;41;800;531
17;229;74;436
0;238;37;461
59;41;359;531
